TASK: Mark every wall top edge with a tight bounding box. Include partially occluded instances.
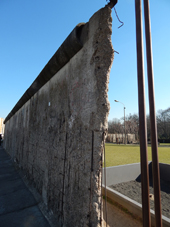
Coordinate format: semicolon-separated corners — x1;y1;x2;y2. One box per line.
4;22;87;124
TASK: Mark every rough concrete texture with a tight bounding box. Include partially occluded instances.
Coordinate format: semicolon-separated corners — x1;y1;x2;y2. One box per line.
4;6;114;227
4;23;87;124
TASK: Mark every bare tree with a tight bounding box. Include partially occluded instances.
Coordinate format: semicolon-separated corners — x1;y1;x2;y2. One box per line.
108;118;123;134
157;108;170;140
109;107;170;142
125;113;139;141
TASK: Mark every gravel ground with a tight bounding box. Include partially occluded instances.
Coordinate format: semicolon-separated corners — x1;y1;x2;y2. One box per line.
110;179;170;218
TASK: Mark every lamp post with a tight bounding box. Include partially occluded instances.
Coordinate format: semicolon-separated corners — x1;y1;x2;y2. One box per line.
114;100;126;144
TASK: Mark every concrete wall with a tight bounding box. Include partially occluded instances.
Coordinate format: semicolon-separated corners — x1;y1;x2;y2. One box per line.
4;6;114;227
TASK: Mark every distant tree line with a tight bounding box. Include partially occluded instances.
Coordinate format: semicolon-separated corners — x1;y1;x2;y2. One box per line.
108;107;170;143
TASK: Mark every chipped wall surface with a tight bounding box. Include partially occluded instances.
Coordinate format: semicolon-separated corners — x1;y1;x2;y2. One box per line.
4;6;114;227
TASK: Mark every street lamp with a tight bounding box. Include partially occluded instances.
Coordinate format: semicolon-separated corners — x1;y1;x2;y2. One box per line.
114;100;126;144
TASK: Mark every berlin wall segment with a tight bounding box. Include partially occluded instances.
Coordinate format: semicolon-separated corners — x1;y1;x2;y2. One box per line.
4;6;114;227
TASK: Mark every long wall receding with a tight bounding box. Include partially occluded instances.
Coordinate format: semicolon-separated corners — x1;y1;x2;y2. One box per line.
4;6;114;226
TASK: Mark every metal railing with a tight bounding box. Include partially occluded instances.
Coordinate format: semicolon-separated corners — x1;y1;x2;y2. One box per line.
135;0;162;226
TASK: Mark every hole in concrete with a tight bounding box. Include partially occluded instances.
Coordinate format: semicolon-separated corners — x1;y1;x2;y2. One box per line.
149;194;154;200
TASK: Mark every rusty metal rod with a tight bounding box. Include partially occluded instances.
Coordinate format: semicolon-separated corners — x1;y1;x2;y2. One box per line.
135;0;151;226
143;0;162;226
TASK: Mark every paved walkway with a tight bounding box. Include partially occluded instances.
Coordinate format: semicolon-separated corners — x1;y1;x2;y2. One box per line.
0;146;50;227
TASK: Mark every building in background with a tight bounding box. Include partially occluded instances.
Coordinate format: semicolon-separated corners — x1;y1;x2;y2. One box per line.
0;118;5;135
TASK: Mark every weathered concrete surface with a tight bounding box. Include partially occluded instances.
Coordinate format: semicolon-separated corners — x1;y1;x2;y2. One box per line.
4;23;87;124
0;147;50;227
4;6;114;227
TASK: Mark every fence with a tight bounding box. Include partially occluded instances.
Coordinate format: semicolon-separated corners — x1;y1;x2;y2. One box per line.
135;0;162;226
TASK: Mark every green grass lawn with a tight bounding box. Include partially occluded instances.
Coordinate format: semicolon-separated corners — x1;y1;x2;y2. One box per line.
105;143;170;167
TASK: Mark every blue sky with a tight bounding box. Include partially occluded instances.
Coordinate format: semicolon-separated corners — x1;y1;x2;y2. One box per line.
0;0;170;121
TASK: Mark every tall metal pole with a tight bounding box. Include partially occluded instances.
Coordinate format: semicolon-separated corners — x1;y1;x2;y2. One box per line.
143;0;162;226
135;0;151;226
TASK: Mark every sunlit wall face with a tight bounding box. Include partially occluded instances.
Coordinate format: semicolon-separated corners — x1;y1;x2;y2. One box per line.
0;118;5;135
